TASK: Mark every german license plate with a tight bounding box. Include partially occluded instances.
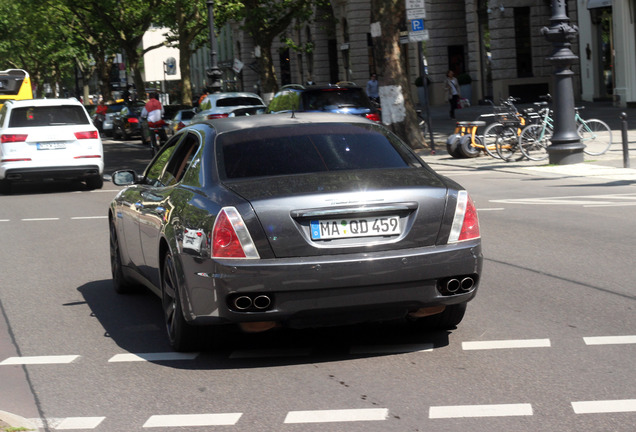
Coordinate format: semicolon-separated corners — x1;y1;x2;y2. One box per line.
310;216;400;240
37;142;66;150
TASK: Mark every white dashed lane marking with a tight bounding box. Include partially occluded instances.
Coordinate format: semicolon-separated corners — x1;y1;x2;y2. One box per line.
571;399;636;414
462;338;551;350
284;408;389;424
0;355;79;365
143;413;243;428
350;343;434;355
583;335;636;345
429;403;533;419
30;417;106;430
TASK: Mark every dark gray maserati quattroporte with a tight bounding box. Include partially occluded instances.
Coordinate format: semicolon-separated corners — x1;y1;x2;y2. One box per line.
109;113;482;351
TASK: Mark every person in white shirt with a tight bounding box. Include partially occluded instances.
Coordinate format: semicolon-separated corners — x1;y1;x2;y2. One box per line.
445;70;461;119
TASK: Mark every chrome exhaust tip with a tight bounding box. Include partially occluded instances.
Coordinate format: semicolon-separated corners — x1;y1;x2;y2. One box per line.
460;277;475;291
446;278;461;293
233;296;253;310
253;295;272;310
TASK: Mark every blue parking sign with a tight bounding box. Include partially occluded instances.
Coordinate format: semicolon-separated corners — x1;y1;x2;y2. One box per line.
411;19;424;32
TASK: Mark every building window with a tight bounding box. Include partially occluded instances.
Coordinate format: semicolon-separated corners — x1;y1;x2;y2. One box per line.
514;7;533;78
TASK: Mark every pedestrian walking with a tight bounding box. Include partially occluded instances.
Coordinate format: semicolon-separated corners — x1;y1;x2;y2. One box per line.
366;73;379;104
445;70;461;119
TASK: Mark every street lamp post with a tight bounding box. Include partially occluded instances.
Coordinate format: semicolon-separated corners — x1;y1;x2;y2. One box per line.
542;0;585;165
206;0;223;93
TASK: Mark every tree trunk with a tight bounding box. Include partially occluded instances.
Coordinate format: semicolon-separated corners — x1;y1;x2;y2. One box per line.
255;39;279;103
370;0;425;150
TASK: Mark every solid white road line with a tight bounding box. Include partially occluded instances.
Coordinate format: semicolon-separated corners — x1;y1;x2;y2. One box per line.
572;399;636;414
583;335;636;345
350;343;434;355
108;352;199;362
462;338;551;350
284;408;389;424
21;217;60;221
143;413;242;427
429;403;533;419
0;355;79;365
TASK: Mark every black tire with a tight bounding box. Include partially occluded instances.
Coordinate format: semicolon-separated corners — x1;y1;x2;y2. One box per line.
519;124;550;161
109;220;136;294
410;303;467;331
579;118;612;156
445;134;463;158
481;123;503;159
496;126;524;161
86;175;104;190
0;179;12;195
458;134;481;158
162;251;201;352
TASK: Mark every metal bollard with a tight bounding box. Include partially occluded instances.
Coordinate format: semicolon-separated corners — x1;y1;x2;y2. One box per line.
620;112;630;168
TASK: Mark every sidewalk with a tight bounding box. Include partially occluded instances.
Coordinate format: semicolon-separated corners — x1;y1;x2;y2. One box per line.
416;99;636;182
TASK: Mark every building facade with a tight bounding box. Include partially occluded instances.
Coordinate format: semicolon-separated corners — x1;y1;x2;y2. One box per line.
181;0;634;108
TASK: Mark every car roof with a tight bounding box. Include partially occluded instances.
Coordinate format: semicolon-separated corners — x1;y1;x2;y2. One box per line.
201;112;374;134
206;92;264;101
6;98;84;108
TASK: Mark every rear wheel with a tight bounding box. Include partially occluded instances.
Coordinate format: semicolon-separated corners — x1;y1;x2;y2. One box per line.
519;124;550;161
109;220;136;294
162;251;201;352
445;134;463;158
86;175;104;190
0;179;11;195
458;134;481;158
481;123;503;159
579;118;612;155
496;126;524;161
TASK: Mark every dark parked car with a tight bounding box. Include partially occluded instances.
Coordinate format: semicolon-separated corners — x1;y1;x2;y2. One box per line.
267;84;381;122
109;113;482;351
112;101;146;140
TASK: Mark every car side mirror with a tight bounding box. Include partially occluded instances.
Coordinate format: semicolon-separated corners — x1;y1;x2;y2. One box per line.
111;170;138;186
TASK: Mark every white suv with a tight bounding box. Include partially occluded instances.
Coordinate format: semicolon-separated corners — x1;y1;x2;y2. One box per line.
0;98;104;193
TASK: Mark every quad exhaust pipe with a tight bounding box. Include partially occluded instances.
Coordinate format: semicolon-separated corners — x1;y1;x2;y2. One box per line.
231;294;273;311
439;275;476;295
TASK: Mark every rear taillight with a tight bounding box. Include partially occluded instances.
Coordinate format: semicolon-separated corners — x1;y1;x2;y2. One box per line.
366;113;381;122
207;113;229;119
1;134;28;143
212;207;260;259
448;191;480;243
128;117;139;124
74;131;99;140
177;121;185;130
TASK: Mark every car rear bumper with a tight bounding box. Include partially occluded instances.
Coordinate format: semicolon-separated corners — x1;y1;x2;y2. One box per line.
1;164;103;182
180;240;482;328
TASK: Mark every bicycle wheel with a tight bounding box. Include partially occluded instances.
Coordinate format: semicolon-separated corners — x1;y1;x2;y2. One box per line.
481;122;503;158
579;118;612;156
496;126;523;161
519;124;551;161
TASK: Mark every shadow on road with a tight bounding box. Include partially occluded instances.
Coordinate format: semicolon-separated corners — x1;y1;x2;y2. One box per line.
77;279;452;370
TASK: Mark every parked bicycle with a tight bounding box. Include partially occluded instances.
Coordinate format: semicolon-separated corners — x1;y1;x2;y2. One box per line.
518;96;613;160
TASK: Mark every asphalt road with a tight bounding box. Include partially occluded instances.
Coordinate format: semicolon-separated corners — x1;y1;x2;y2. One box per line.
0;137;634;431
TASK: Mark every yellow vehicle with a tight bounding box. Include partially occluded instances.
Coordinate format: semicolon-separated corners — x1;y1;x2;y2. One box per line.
0;69;33;109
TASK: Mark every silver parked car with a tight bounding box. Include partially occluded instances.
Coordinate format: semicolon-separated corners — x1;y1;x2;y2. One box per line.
109;113;482;351
192;92;266;122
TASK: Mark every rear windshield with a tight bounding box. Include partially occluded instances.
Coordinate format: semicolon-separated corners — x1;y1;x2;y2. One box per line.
179;110;196;120
216;97;263;107
9;105;90;127
301;88;371;110
218;123;422;179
